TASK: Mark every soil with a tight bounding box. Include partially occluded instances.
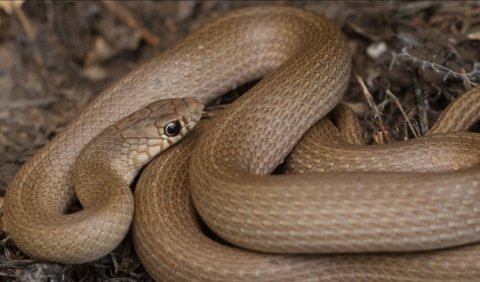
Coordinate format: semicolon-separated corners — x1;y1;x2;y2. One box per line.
0;1;479;281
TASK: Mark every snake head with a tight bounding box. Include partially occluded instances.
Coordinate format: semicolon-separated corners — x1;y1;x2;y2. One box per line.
116;97;203;167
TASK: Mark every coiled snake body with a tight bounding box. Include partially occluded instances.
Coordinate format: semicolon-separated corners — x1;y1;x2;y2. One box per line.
3;6;480;281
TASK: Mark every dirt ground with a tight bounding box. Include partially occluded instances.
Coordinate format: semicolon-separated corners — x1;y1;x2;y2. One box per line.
0;1;479;281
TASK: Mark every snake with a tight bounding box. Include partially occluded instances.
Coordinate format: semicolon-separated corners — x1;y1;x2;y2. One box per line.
3;97;203;263
2;5;480;280
133;96;480;281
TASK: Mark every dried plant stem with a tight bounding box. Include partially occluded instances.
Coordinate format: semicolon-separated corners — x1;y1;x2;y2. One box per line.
354;73;394;143
101;1;160;46
385;89;419;138
12;3;35;41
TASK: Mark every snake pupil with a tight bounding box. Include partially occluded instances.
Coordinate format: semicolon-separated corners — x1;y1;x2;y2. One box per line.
164;120;182;137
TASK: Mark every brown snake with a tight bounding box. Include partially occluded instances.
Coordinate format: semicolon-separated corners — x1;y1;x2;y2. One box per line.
3;97;203;263
3;6;480;281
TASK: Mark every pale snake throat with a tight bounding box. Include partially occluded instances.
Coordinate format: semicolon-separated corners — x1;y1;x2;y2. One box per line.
3;6;480;281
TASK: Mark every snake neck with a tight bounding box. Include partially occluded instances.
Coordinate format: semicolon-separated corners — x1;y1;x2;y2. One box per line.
73;127;136;206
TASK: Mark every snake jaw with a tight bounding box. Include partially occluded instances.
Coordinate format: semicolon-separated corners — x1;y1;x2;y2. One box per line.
119;98;203;177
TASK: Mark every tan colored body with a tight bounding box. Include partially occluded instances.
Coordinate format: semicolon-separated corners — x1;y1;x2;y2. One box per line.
3;5;480;280
3;98;202;263
134;111;480;281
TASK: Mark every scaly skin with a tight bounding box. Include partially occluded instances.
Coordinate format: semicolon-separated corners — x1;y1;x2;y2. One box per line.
3;6;480;280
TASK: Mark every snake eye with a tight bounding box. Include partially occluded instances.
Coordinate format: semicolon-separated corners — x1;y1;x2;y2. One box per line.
164;120;182;137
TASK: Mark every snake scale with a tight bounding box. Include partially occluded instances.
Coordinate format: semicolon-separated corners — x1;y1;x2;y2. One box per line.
3;6;480;281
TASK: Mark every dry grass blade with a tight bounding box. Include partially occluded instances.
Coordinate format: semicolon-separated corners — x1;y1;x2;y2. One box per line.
354;73;394;143
385;89;419;138
101;1;160;46
0;97;58;110
0;1;35;41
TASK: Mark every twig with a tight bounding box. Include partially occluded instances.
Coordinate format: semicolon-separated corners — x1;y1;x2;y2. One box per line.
109;252;120;274
395;47;480;89
101;1;160;46
0;97;58;110
414;84;430;135
12;2;35;41
429;7;480;24
385;89;419;138
0;1;35;41
354;73;393;143
346;22;380;42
